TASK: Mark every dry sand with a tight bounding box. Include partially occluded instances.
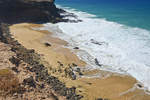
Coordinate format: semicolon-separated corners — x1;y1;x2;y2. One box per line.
9;23;150;100
10;23;85;67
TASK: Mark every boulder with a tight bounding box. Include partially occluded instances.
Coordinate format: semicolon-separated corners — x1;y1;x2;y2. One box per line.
73;47;79;49
44;42;52;47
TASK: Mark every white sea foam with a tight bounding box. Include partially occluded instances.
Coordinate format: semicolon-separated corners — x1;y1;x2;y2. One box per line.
44;5;150;92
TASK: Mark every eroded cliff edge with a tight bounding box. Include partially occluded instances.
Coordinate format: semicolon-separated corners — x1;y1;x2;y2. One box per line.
0;0;63;24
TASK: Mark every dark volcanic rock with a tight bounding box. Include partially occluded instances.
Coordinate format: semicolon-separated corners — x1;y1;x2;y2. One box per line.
73;47;79;49
0;0;82;24
44;42;51;47
75;68;83;76
96;98;109;100
12;67;19;73
0;0;62;24
95;58;102;67
9;56;21;67
23;76;36;88
96;98;103;100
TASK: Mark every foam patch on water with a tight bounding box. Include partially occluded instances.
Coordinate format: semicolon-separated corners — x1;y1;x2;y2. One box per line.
44;5;150;91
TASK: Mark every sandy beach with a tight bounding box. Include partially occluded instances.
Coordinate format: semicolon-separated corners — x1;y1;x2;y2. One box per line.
9;23;150;100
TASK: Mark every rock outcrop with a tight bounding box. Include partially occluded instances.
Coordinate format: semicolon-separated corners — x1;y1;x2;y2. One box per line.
0;0;62;24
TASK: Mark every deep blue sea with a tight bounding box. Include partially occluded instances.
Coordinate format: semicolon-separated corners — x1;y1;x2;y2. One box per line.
47;0;150;91
56;0;150;30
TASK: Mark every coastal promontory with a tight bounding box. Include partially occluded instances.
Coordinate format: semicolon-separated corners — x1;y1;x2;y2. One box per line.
0;0;62;23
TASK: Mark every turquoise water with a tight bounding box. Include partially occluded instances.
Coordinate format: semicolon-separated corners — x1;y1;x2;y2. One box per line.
56;0;150;30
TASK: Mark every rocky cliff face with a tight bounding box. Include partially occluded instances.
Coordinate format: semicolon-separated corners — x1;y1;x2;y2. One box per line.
0;0;62;24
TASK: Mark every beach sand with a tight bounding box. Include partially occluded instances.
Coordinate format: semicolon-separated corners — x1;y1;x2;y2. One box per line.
10;23;150;100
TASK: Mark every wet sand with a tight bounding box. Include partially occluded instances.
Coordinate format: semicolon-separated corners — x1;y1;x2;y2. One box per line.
9;23;150;100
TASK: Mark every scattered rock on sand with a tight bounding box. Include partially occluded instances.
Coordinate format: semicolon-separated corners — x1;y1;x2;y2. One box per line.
44;42;51;47
72;63;78;67
96;98;103;100
95;58;102;67
74;67;83;76
73;47;79;49
57;61;63;66
96;98;109;100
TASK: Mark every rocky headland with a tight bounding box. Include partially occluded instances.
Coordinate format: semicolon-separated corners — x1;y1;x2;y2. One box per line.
0;0;61;23
0;0;80;24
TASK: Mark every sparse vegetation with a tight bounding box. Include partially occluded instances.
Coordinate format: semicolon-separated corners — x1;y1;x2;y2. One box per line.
0;23;83;100
0;69;22;97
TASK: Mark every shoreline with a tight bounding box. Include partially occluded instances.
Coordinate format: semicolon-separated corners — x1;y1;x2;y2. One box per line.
9;23;150;100
56;5;150;92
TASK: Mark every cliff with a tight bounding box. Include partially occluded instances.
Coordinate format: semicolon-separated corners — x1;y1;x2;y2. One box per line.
0;0;62;24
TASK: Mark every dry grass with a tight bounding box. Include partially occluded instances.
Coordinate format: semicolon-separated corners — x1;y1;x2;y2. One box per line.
0;69;22;96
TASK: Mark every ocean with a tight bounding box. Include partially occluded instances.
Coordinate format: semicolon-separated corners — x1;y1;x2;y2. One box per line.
45;0;150;91
56;0;150;30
